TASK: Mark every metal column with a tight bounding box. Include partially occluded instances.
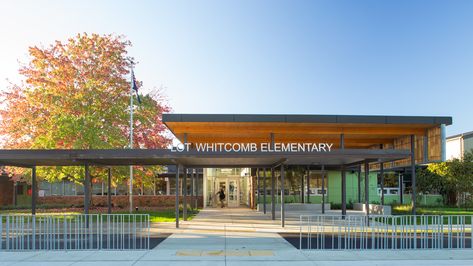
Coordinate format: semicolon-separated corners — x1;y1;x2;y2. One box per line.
107;168;112;214
13;181;17;206
380;162;384;206
84;164;90;215
300;168;304;203
175;164;180;228
166;179;170;195
423;134;429;163
306;166;310;203
411;134;417;215
195;169;199;208
256;168;260;209
271;168;275;220
31;166;37;215
399;173;404;204
263;168;267;214
280;164;285;227
441;124;446;162
183;167;187;221
321;165;325;214
380;144;385;206
357;165;361;203
191;169;195;210
341;165;346;218
340;133;346;218
364;161;370;219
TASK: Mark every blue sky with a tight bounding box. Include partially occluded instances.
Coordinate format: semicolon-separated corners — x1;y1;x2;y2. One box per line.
0;0;472;135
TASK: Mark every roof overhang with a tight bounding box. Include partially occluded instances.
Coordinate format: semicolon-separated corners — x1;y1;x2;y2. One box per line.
163;114;452;149
0;148;410;168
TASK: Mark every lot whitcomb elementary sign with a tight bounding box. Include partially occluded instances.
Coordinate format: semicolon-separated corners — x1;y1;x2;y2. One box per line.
170;142;334;153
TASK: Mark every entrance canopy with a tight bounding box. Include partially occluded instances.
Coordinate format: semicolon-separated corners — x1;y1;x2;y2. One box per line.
163;114;452;149
0;148;409;168
0;113;452;168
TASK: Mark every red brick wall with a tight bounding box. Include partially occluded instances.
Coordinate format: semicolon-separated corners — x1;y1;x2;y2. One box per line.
37;195;203;208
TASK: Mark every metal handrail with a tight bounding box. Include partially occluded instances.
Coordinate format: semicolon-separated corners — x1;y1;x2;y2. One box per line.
0;213;150;251
299;214;473;250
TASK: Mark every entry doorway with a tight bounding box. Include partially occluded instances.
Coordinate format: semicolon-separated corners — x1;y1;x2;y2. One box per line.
204;168;250;208
215;177;240;208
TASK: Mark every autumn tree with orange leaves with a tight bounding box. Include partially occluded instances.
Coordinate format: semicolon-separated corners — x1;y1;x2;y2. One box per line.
0;33;171;192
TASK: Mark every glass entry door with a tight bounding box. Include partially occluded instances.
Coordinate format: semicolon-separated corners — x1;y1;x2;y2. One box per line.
215;177;240;208
227;178;239;207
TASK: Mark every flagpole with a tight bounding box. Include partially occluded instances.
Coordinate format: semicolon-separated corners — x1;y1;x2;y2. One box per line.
129;66;134;214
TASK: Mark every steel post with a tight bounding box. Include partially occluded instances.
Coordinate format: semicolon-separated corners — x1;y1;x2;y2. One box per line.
364;161;370;219
195;169;199;208
175;164;180;228
31;166;37;215
341;165;346;218
183;167;187;221
357;165;361;203
399;173;404;204
380;144;385;206
301;167;304;203
306;166;310;203
380;162;384;206
84;164;90;215
263;168;267;214
321;165;325;214
411;134;417;215
280;164;285;227
108;168;112;214
256;168;260;209
441;124;446;161
271;168;275;220
191;169;195;210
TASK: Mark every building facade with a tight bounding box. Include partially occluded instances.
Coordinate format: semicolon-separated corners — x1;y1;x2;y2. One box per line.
446;131;473;160
0;113;452;222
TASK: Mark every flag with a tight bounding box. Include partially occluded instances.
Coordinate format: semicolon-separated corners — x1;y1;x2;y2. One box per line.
131;70;142;104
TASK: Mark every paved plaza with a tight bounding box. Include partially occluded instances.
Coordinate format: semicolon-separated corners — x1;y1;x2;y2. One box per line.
2;208;473;265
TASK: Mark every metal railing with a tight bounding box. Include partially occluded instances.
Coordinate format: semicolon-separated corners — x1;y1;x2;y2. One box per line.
300;215;473;250
100;214;150;250
0;214;150;251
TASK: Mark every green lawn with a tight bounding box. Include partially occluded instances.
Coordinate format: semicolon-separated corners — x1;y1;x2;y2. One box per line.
0;209;199;223
115;210;199;222
380;205;473;224
393;205;473;216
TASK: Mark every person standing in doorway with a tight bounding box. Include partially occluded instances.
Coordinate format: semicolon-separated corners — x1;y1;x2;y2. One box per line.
217;187;226;208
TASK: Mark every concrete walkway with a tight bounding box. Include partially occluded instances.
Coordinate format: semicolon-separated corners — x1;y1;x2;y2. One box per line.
3;207;473;265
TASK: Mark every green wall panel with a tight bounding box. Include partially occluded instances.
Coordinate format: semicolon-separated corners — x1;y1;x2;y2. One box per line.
327;170;378;204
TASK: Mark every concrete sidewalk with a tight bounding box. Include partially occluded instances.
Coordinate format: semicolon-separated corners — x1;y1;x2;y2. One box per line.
2;208;473;265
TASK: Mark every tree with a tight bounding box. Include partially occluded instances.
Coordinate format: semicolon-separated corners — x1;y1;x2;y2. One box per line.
423;150;473;206
0;33;171;186
417;166;448;201
448;150;473;206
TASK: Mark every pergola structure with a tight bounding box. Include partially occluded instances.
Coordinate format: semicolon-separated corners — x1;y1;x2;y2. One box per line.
0;114;452;228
